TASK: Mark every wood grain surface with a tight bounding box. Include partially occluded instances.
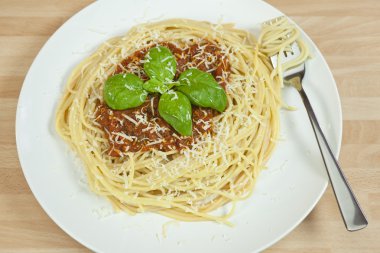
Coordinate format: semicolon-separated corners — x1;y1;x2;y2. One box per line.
0;0;379;252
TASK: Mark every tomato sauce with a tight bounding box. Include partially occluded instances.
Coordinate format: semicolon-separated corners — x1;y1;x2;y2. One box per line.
96;41;230;156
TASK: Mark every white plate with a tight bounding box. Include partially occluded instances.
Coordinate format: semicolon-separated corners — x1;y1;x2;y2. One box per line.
16;0;342;252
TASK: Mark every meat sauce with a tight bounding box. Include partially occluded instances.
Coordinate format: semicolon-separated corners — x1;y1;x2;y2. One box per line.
96;41;230;156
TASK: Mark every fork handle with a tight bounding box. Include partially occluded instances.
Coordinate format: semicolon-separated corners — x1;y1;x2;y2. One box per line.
298;88;368;231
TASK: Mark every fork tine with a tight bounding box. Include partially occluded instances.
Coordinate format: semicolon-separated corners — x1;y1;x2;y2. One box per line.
270;42;302;69
270;54;279;69
291;42;301;55
263;16;286;26
270;42;306;87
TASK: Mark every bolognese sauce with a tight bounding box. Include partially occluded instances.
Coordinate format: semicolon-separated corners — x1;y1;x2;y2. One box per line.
96;41;230;156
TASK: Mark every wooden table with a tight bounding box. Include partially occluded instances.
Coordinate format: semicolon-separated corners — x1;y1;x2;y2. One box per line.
1;0;379;252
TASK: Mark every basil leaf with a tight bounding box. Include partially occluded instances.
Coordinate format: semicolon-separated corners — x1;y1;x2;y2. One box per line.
103;73;148;110
143;79;169;94
144;46;177;82
166;81;180;89
177;69;227;112
158;91;192;136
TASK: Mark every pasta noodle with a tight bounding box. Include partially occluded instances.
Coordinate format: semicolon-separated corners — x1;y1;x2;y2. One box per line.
56;17;309;224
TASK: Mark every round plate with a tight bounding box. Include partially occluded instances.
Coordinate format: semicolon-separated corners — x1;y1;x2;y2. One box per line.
16;0;342;252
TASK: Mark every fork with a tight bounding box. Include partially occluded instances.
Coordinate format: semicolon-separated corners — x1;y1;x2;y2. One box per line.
270;42;368;231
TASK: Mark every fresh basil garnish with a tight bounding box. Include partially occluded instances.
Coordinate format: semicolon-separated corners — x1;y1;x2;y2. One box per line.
103;73;148;110
143;79;169;94
104;46;228;136
158;91;192;136
144;46;177;82
177;69;227;112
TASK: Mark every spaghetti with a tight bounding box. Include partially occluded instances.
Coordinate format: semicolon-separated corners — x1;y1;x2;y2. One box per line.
56;17;309;224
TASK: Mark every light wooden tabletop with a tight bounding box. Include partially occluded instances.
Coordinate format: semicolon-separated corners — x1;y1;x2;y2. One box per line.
1;0;379;252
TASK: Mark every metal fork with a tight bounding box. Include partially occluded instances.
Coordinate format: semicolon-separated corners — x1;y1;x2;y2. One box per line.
271;42;368;231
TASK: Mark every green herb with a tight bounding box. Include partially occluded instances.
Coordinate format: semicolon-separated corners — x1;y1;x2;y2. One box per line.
177;69;227;112
103;46;228;136
143;79;168;94
103;73;147;110
158;91;192;136
144;46;176;82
